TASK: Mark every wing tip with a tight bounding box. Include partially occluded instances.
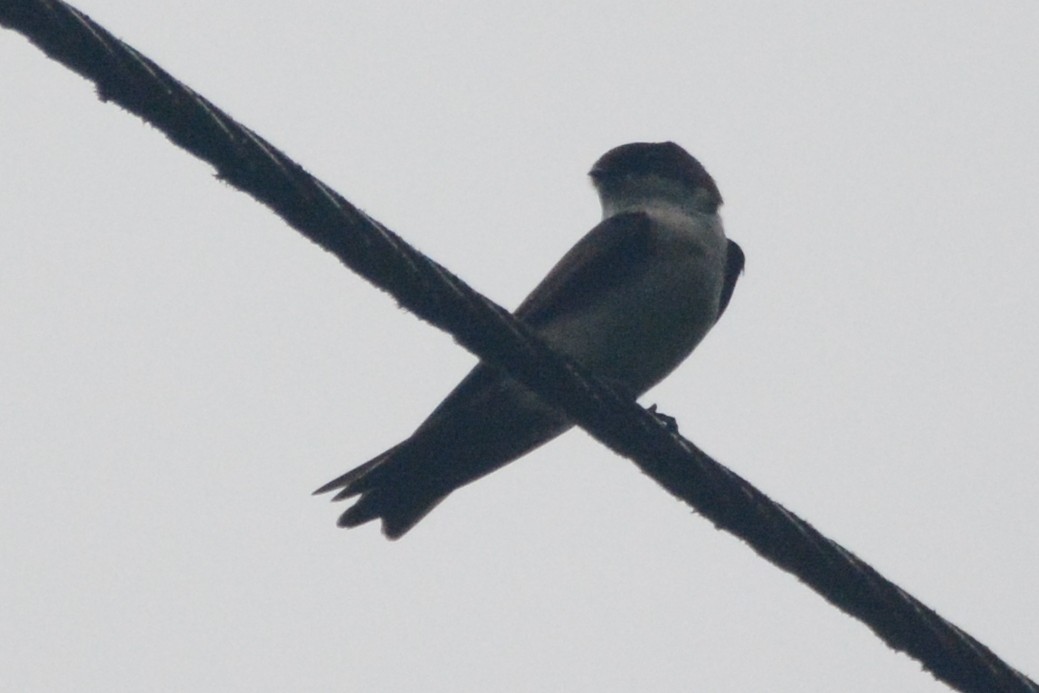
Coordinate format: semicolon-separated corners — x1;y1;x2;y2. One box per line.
312;476;347;496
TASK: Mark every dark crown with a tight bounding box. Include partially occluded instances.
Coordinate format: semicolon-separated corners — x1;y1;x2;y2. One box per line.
589;141;721;205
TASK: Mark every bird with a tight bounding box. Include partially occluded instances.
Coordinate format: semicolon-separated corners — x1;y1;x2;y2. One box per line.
315;141;744;538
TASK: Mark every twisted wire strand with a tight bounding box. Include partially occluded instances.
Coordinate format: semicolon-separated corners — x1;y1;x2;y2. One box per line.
2;2;1034;691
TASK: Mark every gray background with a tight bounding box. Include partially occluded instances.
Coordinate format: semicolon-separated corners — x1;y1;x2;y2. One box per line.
2;2;1037;691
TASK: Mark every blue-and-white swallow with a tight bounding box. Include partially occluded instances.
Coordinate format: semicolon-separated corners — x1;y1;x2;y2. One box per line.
315;141;744;538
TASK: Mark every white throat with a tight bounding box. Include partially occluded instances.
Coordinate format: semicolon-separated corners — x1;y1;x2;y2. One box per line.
597;173;717;220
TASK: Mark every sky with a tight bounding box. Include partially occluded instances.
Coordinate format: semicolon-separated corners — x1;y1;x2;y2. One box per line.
2;2;1038;691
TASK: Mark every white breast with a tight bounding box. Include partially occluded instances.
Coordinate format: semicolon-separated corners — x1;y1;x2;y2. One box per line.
539;205;728;394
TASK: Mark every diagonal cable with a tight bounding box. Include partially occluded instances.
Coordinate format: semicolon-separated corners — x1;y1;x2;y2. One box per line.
1;2;1035;691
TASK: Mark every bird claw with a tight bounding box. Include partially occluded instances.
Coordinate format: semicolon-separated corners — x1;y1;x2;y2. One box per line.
647;404;679;433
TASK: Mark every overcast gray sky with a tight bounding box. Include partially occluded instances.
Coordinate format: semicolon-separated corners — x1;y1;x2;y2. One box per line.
3;2;1038;691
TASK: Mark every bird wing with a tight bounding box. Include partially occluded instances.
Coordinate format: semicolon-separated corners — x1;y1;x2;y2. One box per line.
514;212;656;328
716;239;744;321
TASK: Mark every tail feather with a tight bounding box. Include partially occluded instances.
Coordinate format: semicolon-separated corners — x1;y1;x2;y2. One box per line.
315;444;447;539
336;486;447;540
315;382;568;538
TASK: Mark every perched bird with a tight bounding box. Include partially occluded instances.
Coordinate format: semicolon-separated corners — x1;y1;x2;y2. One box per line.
315;141;744;538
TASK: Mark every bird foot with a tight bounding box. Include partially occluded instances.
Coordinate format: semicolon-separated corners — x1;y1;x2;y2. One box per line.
647;404;679;433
